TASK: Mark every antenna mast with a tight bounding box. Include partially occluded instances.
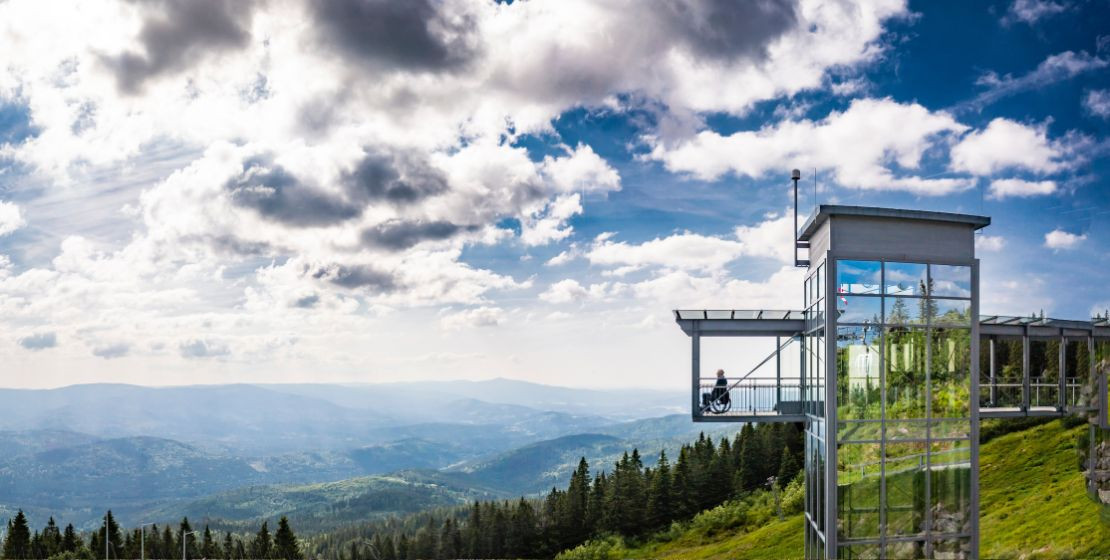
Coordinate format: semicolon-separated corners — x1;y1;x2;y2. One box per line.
792;169;809;267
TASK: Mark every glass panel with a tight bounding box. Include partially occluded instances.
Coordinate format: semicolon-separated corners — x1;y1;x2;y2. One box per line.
837;296;882;325
806;276;812;307
884;442;927;537
1029;339;1060;408
980;336;1024;408
885;262;927;296
931;537;971;560
838;260;881;295
930;440;972;536
837;326;882;422
933;299;971;326
884;297;924;325
887;419;928;441
930;419;971;439
930;265;971;298
886;327;927;420
818;263;825;301
837;443;881;540
839;544;880;559
931;328;971;418
886;540;927;560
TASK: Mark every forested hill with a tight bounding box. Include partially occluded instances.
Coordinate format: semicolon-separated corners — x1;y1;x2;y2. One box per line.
305;422;804;559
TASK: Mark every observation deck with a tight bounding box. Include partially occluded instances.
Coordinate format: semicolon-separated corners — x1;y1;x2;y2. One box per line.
677;309;1109;426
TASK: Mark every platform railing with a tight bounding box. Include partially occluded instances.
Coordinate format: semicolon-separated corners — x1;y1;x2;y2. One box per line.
979;377;1086;410
698;378;802;416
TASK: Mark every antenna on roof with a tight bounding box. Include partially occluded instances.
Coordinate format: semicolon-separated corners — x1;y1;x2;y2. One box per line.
792;169;809;268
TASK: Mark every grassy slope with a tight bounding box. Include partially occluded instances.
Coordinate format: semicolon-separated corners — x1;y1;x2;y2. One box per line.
612;420;1108;559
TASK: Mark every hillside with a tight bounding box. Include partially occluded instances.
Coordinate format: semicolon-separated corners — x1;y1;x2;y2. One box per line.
566;419;1110;559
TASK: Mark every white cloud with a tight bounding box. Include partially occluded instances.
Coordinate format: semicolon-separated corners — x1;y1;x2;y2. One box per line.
1044;228;1086;250
987;178;1057;199
1006;0;1069;25
587;232;745;273
1085;89;1110;119
440;306;506;331
0;202;25;236
539;279;589;304
950;118;1064;175
541;144;621;194
975;235;1006;252
962;50;1106;111
652;98;973;195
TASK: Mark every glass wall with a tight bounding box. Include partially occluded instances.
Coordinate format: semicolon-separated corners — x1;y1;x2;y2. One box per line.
804;260;827;559
835;260;973;558
979;335;1024;409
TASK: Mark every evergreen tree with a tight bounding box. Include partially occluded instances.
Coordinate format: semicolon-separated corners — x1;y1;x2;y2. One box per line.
62;523;80;553
179;517;198;560
646;450;674;531
777;443;801;484
234;539;247;560
251;521;273;560
42;517;62;558
395;534;409;560
161;525;176;560
201;525;220;559
223;532;235;560
273;517;302;560
378;535;396;560
436;519;460;560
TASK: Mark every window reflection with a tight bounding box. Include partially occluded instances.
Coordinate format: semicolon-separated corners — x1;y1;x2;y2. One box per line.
885;262;927;296
837;296;881;324
838;260;881;295
930;264;971;298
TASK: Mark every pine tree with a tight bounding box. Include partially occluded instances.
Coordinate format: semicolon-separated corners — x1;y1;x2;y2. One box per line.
646;450;673;531
180;517;198;560
378;534;396;560
161;525;176;560
223;532;235;560
777;444;801;484
202;525;220;559
251;521;273;560
62;523;80;553
42;516;62;557
273;517;302;560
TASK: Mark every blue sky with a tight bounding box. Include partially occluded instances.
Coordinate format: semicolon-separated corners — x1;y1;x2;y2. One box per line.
0;0;1107;389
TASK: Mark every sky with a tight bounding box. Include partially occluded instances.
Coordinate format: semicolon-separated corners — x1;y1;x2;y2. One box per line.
0;0;1108;390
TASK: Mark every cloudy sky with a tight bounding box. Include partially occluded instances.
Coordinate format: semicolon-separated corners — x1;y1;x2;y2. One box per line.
0;0;1107;390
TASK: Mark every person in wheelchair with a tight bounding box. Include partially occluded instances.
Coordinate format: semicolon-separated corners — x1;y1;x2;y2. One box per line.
702;368;731;413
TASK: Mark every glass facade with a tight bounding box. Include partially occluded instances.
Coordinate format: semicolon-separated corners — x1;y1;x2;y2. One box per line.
831;260;973;558
804;260;827;559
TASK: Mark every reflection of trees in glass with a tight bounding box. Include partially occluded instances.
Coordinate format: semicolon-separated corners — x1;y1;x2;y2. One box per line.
917;279;937;323
837;328;881;421
886;327;927;419
888;297;909;324
932;329;971;418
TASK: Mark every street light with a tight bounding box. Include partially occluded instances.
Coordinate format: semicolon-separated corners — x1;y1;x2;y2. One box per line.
183;530;198;560
139;523;155;560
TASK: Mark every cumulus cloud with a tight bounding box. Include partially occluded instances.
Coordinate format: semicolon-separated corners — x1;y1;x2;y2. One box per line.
539;279;589;304
1044;228;1086;250
179;338;231;359
975;235;1006;252
440;306;504;330
92;342;130;359
1004;0;1069;25
987;178;1057;199
652;98;972;195
20;332;57;350
0;201;25;236
1085;89;1110;119
950;118;1065;175
103;0;258;94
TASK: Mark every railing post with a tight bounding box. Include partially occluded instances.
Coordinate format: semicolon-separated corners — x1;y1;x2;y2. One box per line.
776;336;782;410
989;337;996;406
692;326;700;419
1022;329;1030;412
1059;334;1067;412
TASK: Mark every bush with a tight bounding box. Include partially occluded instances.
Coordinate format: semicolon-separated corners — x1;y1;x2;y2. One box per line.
555;535;629;560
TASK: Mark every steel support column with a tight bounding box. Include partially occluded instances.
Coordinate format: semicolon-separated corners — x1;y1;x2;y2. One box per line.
1022;329;1030;411
691;327;700;419
776;336;782;407
989;337;996;406
1059;334;1067;411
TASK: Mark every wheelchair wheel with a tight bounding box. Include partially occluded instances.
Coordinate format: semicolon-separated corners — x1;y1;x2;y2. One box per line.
709;394;731;414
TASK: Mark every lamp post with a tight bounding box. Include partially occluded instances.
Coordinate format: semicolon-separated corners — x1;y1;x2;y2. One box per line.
139;522;154;560
183;530;198;560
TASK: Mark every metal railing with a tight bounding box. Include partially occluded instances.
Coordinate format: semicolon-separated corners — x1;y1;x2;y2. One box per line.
979;377;1085;409
699;378;802;415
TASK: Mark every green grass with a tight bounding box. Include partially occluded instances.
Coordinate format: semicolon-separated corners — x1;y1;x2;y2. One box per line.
581;419;1109;559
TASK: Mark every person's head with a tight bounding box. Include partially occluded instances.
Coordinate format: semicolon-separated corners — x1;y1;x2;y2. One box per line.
716;369;725;378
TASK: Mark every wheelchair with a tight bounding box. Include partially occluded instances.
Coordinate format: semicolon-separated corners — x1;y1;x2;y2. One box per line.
701;387;732;414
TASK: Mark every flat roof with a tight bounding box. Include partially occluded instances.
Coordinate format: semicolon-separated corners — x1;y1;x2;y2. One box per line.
799;205;991;241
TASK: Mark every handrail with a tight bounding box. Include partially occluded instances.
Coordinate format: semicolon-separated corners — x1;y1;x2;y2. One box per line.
699;336;799;413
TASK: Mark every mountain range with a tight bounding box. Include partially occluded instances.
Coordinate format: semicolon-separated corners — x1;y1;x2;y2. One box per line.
0;380;723;532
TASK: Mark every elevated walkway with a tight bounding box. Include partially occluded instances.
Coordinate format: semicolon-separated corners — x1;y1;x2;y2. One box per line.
677;310;1109;426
